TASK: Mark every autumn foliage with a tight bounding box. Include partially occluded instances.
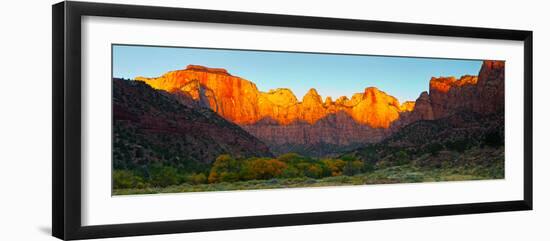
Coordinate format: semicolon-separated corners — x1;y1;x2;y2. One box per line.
205;153;371;183
113;152;375;189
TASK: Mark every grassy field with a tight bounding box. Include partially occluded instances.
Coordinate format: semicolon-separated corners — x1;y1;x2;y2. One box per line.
113;156;504;195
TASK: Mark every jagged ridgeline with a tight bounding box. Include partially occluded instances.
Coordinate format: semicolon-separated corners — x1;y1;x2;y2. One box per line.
132;61;504;157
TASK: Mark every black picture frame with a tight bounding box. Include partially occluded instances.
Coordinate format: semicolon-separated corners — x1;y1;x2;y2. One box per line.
52;1;533;240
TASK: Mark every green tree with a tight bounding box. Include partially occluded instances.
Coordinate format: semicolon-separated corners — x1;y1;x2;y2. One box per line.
277;153;305;164
343;160;363;176
280;166;300;178
305;164;323;178
186;173;207;185
341;154;356;162
149;165;180;187
321;159;346;176
241;158;287;180
208;154;241;183
113;169;145;189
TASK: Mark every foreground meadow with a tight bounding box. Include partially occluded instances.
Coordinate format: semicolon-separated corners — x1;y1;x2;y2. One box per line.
113;147;503;195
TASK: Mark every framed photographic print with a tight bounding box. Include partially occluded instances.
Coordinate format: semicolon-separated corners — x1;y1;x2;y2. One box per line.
52;1;533;240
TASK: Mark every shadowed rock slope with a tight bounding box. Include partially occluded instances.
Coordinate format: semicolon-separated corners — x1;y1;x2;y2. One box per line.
343;110;504;168
112;78;272;169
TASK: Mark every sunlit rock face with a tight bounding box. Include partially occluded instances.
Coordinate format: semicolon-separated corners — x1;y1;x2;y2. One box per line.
257;88;301;125
424;60;504;119
299;88;327;124
390;60;505;130
429;75;478;93
136;65;414;129
135;61;504;156
347;87;402;128
429;75;479;119
136;65;262;125
400;101;416;112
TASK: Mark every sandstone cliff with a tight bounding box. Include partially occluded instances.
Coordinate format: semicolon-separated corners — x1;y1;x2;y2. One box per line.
405;60;504;123
475;60;505;113
134;61;504;156
429;75;479;119
136;65;262;124
136;65;414;129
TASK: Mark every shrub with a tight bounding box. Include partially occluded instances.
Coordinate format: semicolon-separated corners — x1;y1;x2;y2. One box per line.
186;173;207;185
113;169;145;189
207;171;220;183
340;154;356;162
212;154;240;172
343;160;364;176
280;166;301;178
375;159;390;169
425;143;444;156
445;138;473;152
242;159;287;180
277;153;305;163
208;154;241;183
305;164;323;178
362;161;375;173
149;165;180;187
394;150;409;165
218;172;240;182
321;159;346;176
295;162;313;177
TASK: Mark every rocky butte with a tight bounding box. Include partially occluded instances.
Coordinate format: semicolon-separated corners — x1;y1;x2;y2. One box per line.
135;60;504;156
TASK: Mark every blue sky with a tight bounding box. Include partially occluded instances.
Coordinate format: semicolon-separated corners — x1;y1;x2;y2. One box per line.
113;45;482;102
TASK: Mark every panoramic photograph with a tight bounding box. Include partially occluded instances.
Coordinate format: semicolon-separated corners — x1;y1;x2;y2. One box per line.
111;45;505;195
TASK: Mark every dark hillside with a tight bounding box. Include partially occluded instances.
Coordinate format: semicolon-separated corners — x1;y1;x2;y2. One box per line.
112;78;273;171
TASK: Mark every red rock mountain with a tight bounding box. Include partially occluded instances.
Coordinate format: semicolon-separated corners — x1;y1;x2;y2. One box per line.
136;65;413;129
406;60;504;122
475;60;505;113
134;60;504;156
429;75;480;119
136;65;262;124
